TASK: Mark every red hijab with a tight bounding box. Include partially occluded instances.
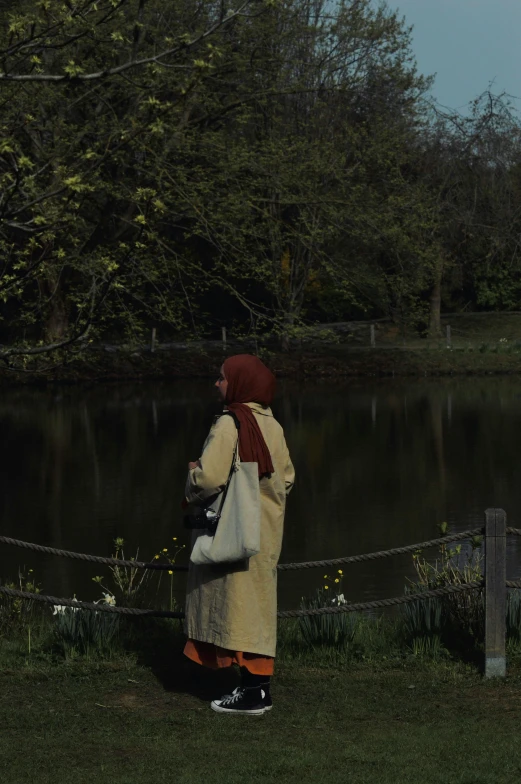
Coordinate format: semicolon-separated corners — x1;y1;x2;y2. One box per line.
223;354;276;477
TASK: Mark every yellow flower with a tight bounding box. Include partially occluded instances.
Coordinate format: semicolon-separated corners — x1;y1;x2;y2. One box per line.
323;574;328;579
168;570;173;575
338;569;343;575
324;585;329;590
173;537;177;541
162;548;168;552
335;578;340;583
154;555;159;560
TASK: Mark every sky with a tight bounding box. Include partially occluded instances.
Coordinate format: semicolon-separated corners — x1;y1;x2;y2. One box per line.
386;0;521;113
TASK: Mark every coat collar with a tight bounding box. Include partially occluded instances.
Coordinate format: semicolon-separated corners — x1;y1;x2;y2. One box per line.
224;402;273;417
246;402;273;416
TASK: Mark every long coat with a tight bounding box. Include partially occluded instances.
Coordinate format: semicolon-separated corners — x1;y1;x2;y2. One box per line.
184;403;295;657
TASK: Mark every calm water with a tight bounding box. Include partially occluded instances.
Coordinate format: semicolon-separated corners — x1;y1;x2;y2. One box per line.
2;377;521;611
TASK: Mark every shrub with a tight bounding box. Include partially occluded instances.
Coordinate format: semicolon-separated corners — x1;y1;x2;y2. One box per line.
401;591;445;658
403;525;484;654
299;571;358;649
507;589;521;650
52;599;120;658
0;568;40;638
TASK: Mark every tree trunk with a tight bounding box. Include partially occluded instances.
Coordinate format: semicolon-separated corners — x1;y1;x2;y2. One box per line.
46;296;69;342
38;273;69;342
280;311;295;352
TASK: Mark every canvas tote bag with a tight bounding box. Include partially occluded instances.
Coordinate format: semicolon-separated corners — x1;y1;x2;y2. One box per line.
189;437;261;566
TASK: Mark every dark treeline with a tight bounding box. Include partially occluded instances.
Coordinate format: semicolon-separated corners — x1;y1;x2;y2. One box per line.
1;0;520;361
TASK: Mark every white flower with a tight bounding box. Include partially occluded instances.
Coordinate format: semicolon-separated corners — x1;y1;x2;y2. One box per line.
94;592;116;606
52;598;80;615
336;593;347;605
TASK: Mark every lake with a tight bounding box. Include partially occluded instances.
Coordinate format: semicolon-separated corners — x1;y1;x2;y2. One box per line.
2;377;521;612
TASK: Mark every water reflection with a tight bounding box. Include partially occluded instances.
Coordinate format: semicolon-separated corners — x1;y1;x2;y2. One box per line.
2;378;521;610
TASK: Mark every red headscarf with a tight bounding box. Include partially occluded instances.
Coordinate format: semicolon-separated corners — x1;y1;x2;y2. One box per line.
223;354;276;477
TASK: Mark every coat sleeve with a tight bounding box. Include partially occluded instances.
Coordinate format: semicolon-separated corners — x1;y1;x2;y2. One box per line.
282;437;295;495
185;414;238;505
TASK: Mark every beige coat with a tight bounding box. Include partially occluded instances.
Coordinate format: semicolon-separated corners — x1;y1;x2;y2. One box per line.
184;403;295;657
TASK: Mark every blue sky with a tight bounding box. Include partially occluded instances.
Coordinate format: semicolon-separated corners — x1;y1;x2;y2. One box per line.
386;0;521;113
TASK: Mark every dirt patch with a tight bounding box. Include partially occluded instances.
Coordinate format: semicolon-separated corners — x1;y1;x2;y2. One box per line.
99;685;207;716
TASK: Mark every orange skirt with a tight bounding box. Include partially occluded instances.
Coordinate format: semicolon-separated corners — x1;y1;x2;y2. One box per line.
184;639;274;676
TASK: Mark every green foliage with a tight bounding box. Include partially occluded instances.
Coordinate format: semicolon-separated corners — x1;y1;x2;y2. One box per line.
92;538;152;608
0;568;40;638
507;589;521;650
1;2;521;359
299;570;358;649
401;594;445;658
52;602;120;659
400;525;484;656
92;536;185;610
298;592;359;649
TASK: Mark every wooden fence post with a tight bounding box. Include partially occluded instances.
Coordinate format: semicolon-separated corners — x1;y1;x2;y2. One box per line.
485;508;507;678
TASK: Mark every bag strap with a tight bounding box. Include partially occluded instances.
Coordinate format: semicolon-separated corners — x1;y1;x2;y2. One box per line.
214;412;240;516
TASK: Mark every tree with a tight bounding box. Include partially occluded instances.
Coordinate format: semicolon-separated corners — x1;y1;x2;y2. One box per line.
416;92;521;333
154;0;433;346
0;0;255;362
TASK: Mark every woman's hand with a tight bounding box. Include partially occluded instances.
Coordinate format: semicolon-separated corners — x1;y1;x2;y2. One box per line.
188;460;201;470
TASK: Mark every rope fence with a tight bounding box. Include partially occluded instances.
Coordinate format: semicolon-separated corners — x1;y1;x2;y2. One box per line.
0;535;189;572
277;529;483;570
1;508;520;676
0;528;485;573
0;585;184;618
0;579;483;619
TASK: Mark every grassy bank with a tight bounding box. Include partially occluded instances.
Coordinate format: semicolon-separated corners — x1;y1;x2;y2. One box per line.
3;312;521;384
1;573;521;784
1;621;521;784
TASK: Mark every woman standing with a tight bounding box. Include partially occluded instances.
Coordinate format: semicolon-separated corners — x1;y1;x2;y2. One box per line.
183;354;295;715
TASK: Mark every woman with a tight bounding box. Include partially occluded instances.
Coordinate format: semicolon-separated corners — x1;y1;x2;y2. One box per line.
183;354;295;715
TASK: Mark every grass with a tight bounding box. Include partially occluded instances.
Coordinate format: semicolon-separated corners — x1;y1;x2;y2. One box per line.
2;618;521;784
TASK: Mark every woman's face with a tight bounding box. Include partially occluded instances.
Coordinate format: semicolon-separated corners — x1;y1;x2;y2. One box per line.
215;365;228;401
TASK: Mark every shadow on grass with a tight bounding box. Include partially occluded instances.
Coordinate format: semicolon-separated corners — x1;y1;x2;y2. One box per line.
122;617;239;702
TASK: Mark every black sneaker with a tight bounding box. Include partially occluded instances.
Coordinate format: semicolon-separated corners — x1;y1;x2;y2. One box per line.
212;685;273;712
260;682;273;711
211;686;266;715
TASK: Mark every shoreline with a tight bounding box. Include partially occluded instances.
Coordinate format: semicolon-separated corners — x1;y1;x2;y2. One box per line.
2;343;521;384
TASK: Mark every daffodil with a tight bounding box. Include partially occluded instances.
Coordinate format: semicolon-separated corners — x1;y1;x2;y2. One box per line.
162;548;168;552
324;585;329;590
338;569;343;575
335;578;340;583
168;570;173;575
323;574;328;579
154;554;159;559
